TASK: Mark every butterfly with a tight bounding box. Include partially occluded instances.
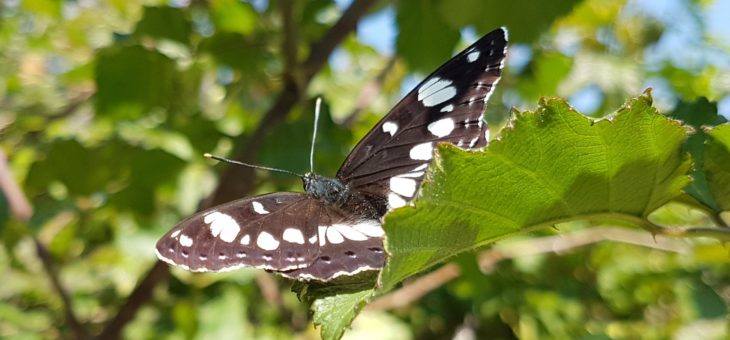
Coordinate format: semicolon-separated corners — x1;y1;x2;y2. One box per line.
156;27;508;281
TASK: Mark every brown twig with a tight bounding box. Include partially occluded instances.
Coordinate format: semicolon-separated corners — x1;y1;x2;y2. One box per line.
478;226;692;272
34;238;90;339
368;226;693;311
0;150;33;221
98;1;378;338
367;263;461;311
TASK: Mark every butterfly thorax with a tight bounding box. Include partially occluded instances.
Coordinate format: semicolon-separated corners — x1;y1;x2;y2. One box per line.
303;173;386;221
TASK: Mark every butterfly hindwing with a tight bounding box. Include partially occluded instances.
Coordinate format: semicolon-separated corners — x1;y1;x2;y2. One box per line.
155;192;386;280
156;193;319;272
337;28;508;210
280;216;386;281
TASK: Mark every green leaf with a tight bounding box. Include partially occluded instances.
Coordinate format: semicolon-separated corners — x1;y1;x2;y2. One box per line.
669;98;727;211
437;0;582;43
26;139;184;215
197;286;249;340
134;6;192;45
95;45;178;118
380;91;691;289
312;289;374;340
259;100;353;178
26;139;126;196
396;0;460;72
210;0;258;35
200;32;270;74
704;124;730;211
517;52;574;101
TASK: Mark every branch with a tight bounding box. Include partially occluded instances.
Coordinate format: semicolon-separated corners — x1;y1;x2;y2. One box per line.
98;1;378;337
208;0;378;206
95;261;170;339
367;263;461;311
369;226;693;311
34;238;90;339
0;150;33;221
478;226;691;272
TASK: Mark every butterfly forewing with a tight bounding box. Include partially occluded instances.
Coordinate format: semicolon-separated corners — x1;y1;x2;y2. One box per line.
337;28;508;210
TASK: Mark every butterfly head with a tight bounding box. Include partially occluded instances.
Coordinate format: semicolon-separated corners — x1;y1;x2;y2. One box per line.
303;173;349;204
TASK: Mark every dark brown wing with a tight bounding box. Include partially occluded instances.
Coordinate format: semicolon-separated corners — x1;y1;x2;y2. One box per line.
155;192;385;280
337;28;508;210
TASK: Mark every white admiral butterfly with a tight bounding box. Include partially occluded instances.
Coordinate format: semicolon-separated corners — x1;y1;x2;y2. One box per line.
156;27;508;281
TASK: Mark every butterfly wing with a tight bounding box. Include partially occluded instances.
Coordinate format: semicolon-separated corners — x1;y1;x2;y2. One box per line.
155;192;385;280
337;28;508;209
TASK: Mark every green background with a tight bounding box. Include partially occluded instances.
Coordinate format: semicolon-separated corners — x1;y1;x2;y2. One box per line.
1;0;729;339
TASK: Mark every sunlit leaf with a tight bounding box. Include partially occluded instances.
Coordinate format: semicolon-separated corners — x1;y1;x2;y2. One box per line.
312;289;374;340
210;0;258;35
380;91;691;289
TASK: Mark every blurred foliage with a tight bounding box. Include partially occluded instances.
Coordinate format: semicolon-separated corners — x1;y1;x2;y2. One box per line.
0;0;729;339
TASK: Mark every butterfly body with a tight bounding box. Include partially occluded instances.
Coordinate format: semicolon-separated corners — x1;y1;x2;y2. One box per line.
303;173;387;221
156;27;509;281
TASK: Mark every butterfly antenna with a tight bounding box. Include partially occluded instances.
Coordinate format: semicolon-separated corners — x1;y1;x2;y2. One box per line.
204;153;303;178
310;97;322;174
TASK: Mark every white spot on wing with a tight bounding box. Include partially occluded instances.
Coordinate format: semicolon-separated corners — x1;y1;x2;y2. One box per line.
240;234;250;245
179;234;193;247
204;211;240;243
440;104;454;112
388;192;407;209
417;78;456;107
326;227;344;244
170;230;181;238
427;118;455;138
332;224;368;241
396;171;424;178
352;220;384;237
413;164;428;172
468;136;480;148
282;228;305;244
252;201;269;214
409;142;433;160
390;177;417;197
309;235;317;244
256;231;280;250
382;121;398;136
318;226;327;246
467;50;480;62
485;128;490;141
